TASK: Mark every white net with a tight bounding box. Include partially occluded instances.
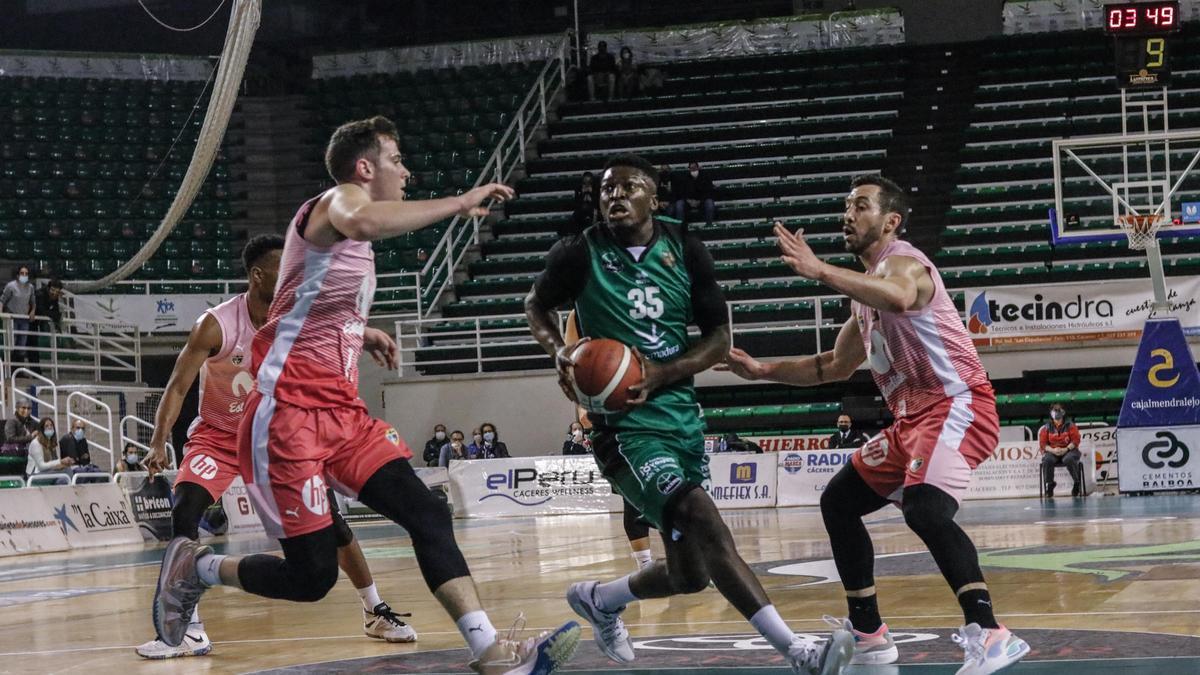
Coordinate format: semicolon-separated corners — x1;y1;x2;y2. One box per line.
1118;214;1165;250
68;0;262;293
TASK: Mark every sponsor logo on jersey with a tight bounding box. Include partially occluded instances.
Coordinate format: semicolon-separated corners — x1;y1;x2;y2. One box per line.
859;437;889;468
656;472;683;495
386;428;401;446
601;251;624;273
302;474;330;516
909;457;925;473
188;454;220;480
660;250;676;268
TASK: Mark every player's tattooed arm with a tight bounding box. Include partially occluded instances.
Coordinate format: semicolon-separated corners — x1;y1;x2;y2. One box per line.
721;317;864;387
146;313;222;473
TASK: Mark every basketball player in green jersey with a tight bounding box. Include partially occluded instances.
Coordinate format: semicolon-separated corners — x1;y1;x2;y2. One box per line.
525;154;852;675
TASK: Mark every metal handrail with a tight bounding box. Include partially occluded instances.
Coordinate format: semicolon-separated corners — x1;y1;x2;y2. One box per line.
66;391;115;473
121;414;177;470
70;472;113;485
1;311;141;382
10;367;59;429
27;473;70;487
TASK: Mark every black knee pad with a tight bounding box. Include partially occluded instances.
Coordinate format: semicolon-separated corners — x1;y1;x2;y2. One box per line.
901;484;958;536
280;529;341;602
172;481;215;541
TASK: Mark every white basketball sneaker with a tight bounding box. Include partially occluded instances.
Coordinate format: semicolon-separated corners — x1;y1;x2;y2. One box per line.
364;602;418;642
823;615;899;665
469;617;581;675
135;628;212;659
787;629;855;675
952;623;1030;675
566;581;635;663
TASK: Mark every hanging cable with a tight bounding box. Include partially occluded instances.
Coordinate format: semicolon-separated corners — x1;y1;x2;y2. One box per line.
138;0;228;33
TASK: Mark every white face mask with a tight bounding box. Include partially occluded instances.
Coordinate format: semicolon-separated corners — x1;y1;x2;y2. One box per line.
435;431;446;441
126;453;139;463
572;430;583;440
73;429;84;441
483;432;495;443
689;170;699;178
18;275;29;284
1050;410;1063;420
43;428;55;438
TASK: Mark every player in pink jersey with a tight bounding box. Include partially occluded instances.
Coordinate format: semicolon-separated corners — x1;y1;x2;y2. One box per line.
140;235;415;659
153;116;580;675
724;176;1029;675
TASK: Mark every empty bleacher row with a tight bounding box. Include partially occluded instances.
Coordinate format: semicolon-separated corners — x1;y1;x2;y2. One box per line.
0;73;244;283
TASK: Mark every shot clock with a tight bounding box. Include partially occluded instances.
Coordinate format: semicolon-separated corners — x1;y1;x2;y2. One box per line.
1105;2;1181;89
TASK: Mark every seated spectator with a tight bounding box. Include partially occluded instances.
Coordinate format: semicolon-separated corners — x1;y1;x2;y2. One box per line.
2;265;36;364
655;165;677;219
1040;403;1083;497
467;428;484;459
116;443;144;473
562;422;590;455
828;413;870;449
477;422;510;458
423;423;448;467
722;431;760;454
563;172;599;238
588;41;618;102
60;419;95;468
31;278;64;372
639;62;665;95
2;403;37;458
26;417;74;479
674;161;716;229
616;47;639;98
438;430;469;467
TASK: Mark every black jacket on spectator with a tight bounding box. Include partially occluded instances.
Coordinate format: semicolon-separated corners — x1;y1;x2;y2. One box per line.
589;51;617;75
676;171;715;201
828;428;870;449
422;437;443;467
479;441;509;459
35;286;62;330
59;435;92;465
562;440;590;455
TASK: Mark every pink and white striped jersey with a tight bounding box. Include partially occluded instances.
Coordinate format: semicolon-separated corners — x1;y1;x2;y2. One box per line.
251;193;376;409
851;239;990;418
188;293;256;444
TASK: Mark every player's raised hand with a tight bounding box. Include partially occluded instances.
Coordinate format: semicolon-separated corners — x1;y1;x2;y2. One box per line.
363;327;399;370
457;182;515;218
717;346;766;381
626;348;665;408
144;443;170;475
774;221;825;280
554;340;584;403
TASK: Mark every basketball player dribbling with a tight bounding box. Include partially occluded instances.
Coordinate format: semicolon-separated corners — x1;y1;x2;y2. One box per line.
723;175;1030;675
526;153;853;675
153;116;580;675
139;235;415;658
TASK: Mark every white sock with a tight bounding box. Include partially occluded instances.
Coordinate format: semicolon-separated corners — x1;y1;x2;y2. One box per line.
456;610;498;658
631;549;653;569
195;554;226;587
750;605;796;656
190;605;202;627
357;583;383;611
593;574;638;611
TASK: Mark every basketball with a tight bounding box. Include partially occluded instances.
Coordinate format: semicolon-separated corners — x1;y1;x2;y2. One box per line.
569;338;643;414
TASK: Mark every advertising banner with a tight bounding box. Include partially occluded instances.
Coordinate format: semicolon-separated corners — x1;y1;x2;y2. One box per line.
73;294;232;333
963;278;1200;346
448;456;622;518
776;448;855;507
221;477;267;536
312;34;566;78
126;474;175;541
1081;426;1118;484
1117;425;1200;493
0;489;70;557
42;483;142;549
965;441;1097;500
705;453;777;509
1117;317;1200;428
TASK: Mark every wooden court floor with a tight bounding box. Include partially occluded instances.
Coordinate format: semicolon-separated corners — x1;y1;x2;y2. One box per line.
4;494;1200;674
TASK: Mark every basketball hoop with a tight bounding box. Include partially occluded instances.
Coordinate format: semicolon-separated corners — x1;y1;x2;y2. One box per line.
1117;213;1165;250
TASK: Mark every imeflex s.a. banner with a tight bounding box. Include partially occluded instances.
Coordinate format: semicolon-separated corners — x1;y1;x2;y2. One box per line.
964;278;1200;346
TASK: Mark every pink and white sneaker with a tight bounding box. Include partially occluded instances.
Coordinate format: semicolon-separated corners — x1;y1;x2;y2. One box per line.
823;616;898;665
952;624;1030;675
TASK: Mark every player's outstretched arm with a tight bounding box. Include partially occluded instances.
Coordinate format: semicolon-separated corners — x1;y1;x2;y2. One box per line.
775;222;929;314
145;314;222;473
325;182;514;243
721;317;865;387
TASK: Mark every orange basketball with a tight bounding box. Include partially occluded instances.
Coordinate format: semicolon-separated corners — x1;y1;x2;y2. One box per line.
570;338;643;414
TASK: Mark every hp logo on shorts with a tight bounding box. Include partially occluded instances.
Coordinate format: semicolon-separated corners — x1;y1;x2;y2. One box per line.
188;454;219;480
302;475;330;516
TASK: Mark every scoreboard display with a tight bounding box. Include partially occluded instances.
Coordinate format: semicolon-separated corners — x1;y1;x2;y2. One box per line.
1105;2;1181;89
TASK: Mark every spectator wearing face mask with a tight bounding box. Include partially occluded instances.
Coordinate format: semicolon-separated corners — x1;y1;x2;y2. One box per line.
467;428;484;459
477;422;509;459
116;443;144;473
1;265;36;364
59;420;94;467
3;403;38;458
26;417;75;479
438;430;469;467
422;423;448;467
1039;403;1083;498
828;413;870;449
562;421;590;455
